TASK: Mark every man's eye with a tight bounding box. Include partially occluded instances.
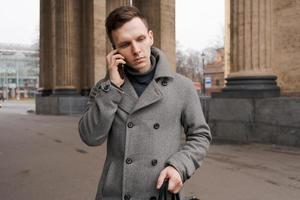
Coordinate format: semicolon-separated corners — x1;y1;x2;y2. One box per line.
119;43;129;48
138;36;145;41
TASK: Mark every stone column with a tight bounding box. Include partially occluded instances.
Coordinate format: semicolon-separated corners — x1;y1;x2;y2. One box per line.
106;0;131;54
39;0;54;96
92;0;107;84
133;0;176;68
78;0;107;95
106;0;131;13
224;0;231;78
217;0;280;98
79;0;93;96
53;0;81;95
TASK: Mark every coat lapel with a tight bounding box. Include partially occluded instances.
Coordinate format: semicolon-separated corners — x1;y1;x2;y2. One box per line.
131;80;163;113
118;77;138;114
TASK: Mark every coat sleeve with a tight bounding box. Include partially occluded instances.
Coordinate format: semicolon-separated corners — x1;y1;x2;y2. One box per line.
166;80;212;182
78;80;124;146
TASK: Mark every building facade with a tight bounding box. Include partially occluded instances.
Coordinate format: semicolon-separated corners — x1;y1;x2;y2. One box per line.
0;43;39;99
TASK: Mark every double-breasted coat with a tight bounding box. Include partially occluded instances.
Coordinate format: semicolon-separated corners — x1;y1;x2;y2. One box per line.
78;47;212;200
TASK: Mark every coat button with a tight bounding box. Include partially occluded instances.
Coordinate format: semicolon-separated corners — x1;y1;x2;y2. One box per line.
153;123;160;129
101;81;111;92
151;159;158;166
161;79;168;86
124;194;131;200
103;84;110;92
126;158;133;164
127;122;134;128
150;197;157;200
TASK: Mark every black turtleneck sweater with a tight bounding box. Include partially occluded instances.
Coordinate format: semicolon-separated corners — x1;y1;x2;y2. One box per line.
124;55;157;97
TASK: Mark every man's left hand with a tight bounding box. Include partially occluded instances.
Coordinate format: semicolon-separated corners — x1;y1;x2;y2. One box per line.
156;166;183;193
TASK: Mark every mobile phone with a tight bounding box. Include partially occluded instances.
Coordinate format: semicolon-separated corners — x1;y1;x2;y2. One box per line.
112;45;125;79
118;63;125;79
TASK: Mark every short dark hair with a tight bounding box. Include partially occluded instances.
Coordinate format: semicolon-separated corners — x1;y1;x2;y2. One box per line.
105;6;149;46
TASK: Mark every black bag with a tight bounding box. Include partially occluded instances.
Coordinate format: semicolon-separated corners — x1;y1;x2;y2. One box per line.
158;180;180;200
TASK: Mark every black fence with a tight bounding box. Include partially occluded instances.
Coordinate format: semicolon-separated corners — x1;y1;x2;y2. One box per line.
199;96;210;123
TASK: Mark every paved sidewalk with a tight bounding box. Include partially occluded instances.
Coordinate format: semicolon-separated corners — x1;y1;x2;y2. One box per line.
0;101;300;200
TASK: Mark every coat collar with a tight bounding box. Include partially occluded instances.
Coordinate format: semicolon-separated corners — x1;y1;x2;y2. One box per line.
151;47;175;80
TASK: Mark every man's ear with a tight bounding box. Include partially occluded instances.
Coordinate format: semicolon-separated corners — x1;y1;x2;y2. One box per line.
149;30;154;46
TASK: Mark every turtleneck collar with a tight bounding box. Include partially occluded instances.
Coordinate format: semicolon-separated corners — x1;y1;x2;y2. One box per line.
124;54;157;83
124;54;157;97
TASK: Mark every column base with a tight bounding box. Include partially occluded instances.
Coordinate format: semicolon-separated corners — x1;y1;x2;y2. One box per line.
80;89;91;96
37;89;53;96
212;75;280;98
35;95;88;115
53;88;78;96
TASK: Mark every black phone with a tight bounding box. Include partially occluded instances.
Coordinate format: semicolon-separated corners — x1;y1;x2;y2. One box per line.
113;48;125;79
118;63;125;79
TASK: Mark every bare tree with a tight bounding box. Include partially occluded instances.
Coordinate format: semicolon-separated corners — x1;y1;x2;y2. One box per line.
176;41;202;82
175;23;225;80
202;23;225;63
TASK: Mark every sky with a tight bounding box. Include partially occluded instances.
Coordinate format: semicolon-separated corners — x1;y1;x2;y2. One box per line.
0;0;224;51
176;0;225;51
0;0;40;45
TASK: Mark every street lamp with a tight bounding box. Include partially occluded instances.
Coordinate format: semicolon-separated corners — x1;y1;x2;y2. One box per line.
201;52;206;96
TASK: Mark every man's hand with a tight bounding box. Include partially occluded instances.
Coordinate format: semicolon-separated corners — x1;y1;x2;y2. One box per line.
156;166;183;193
106;49;126;87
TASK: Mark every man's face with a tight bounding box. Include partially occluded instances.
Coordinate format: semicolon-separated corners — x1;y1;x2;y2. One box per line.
112;17;154;73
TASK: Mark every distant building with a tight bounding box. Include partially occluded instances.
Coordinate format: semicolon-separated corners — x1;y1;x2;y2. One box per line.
203;48;225;96
0;43;39;99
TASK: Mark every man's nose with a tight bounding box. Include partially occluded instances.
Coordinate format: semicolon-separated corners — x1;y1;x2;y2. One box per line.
131;41;141;55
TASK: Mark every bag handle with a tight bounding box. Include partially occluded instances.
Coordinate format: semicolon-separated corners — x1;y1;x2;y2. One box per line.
158;180;180;200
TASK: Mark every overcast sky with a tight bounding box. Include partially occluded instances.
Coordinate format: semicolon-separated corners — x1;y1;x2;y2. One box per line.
0;0;40;45
0;0;224;51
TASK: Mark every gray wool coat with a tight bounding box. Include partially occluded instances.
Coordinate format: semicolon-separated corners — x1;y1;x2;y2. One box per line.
78;47;211;200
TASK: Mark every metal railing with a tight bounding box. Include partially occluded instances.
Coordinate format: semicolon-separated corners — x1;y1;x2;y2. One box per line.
199;95;210;122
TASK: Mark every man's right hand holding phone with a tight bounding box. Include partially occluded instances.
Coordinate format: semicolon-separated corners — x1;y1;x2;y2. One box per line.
106;49;126;87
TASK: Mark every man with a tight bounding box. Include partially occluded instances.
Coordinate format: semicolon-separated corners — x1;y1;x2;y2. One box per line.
78;6;211;200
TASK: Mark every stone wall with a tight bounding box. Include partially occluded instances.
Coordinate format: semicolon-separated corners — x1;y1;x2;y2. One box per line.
207;97;300;147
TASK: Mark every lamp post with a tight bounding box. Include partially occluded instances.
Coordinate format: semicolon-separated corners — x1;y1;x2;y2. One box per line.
201;52;206;96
